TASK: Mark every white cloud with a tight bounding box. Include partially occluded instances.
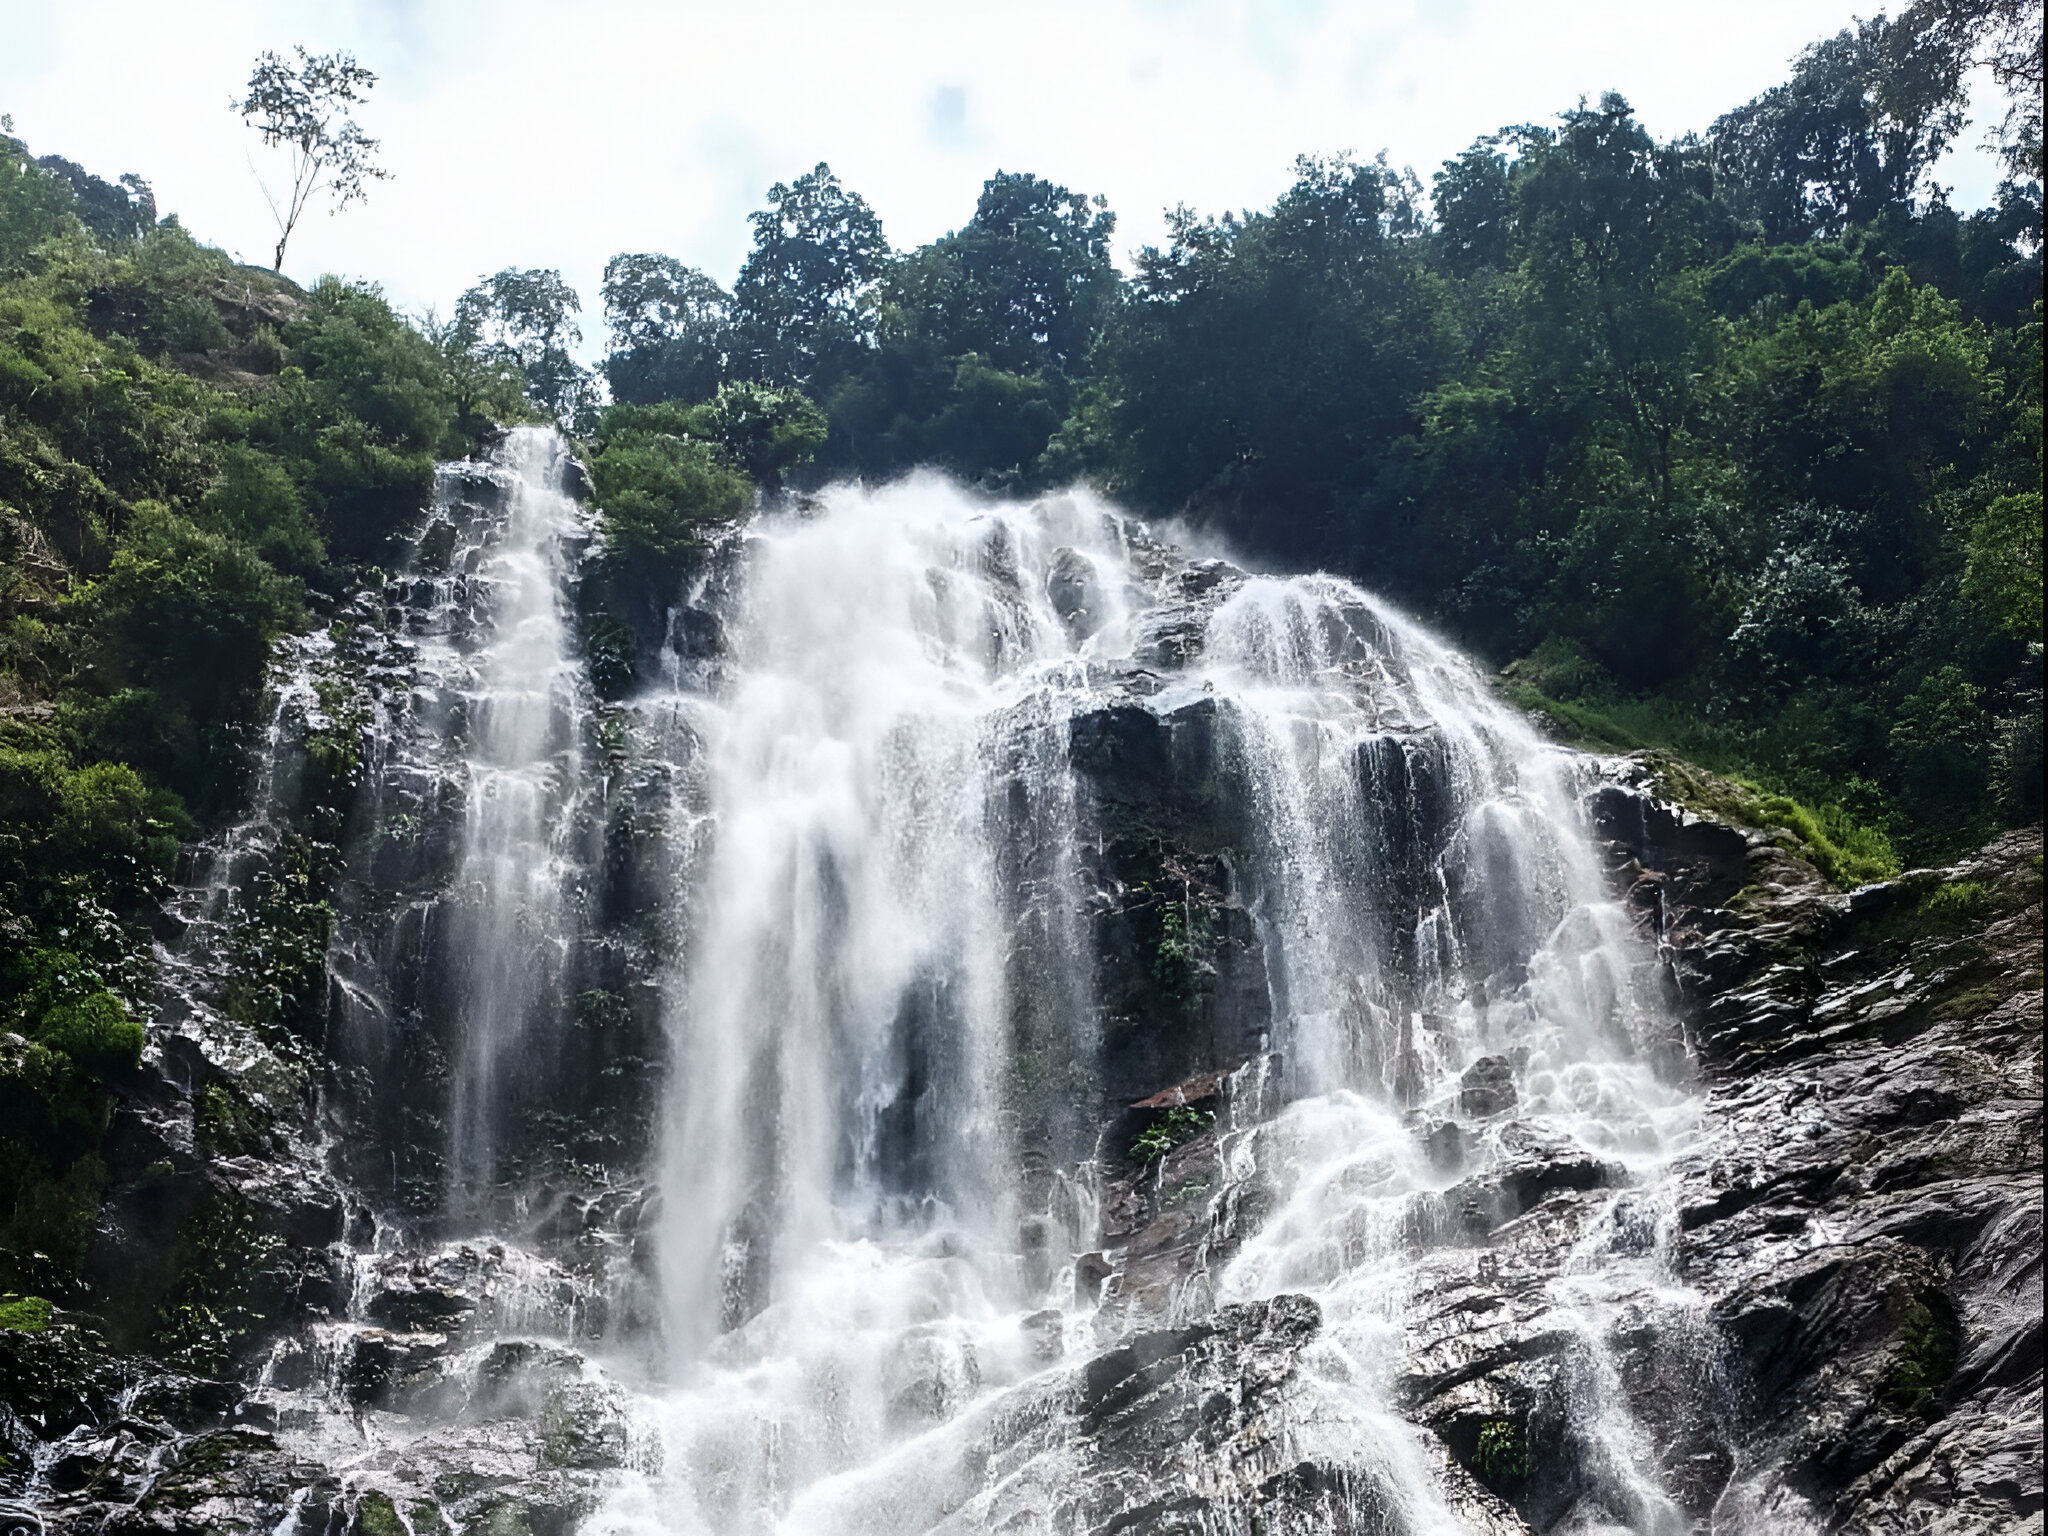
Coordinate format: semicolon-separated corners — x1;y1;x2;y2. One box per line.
0;0;2015;363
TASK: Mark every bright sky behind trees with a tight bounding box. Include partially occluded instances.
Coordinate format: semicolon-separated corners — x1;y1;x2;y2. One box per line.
1;0;2011;362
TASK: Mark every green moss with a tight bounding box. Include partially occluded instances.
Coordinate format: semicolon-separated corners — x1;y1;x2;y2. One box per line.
1136;880;1210;1008
352;1491;406;1536
475;1502;536;1536
194;1079;275;1158
0;1294;51;1331
221;830;337;1048
1499;686;1903;888
432;1470;500;1503
1639;750;1898;887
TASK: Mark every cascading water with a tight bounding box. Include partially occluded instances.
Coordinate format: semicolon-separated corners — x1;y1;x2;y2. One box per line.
325;425;603;1221
208;437;1704;1535
432;428;595;1208
578;474;1702;1534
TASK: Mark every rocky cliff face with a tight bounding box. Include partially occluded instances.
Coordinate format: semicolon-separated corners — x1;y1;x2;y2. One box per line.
0;458;2039;1535
904;809;2040;1535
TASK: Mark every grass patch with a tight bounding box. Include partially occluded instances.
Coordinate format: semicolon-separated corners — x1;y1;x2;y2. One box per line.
0;1294;51;1332
1634;747;1897;889
1500;674;1901;888
1917;880;1991;926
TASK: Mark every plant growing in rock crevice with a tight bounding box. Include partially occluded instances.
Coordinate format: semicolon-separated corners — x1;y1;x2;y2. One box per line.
1136;879;1211;1009
1879;1292;1959;1418
221;829;337;1050
1131;1104;1213;1166
1473;1417;1531;1486
153;1188;286;1376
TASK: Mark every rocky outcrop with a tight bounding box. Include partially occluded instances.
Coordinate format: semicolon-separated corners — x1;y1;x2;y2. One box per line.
3;457;2036;1536
1384;783;2043;1531
996;773;2041;1535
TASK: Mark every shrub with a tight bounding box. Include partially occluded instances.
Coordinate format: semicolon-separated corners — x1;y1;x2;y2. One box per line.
1131;1105;1213;1165
89;504;301;722
35;991;141;1080
588;424;751;575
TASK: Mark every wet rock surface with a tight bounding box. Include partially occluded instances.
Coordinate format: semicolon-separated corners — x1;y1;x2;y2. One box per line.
979;794;2041;1533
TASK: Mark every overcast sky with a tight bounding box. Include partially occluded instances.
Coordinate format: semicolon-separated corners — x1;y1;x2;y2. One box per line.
1;1;2013;362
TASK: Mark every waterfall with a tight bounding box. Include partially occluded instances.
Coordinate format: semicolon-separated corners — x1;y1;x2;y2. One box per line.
579;473;1696;1532
324;425;601;1223
240;437;1700;1534
436;429;595;1208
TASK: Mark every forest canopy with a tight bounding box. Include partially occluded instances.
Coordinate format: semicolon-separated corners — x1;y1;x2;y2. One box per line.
568;5;2041;872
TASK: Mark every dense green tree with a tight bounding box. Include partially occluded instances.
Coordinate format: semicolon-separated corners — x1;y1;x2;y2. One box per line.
455;267;592;422
888;172;1117;376
602;253;731;405
1514;94;1734;513
0;126;84;274
823;171;1115;483
1906;0;2044;180
701;381;827;485
1098;155;1452;566
33;155;154;245
1432;136;1516;277
731;163;891;393
1712;13;1969;241
582;403;752;609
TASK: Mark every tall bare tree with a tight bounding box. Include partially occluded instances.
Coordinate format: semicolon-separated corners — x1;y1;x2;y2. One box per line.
236;47;389;272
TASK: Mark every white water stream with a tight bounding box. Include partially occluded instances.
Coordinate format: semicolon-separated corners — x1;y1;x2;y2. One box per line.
581;474;1704;1533
238;439;1707;1535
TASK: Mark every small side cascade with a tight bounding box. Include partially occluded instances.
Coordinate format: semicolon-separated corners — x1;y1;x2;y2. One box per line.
323;425;609;1227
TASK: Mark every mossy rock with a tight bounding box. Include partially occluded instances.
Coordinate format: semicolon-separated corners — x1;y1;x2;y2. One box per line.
1635;750;1897;888
0;1294;51;1332
351;1490;406;1536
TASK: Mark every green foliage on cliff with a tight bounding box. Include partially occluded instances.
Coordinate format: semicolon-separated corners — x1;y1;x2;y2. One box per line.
1474;1418;1531;1484
0;126;497;1301
1880;1293;1960;1417
1131;1105;1212;1166
153;1187;286;1374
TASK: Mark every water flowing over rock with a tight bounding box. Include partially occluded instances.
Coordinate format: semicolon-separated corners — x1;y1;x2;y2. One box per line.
8;432;2038;1535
